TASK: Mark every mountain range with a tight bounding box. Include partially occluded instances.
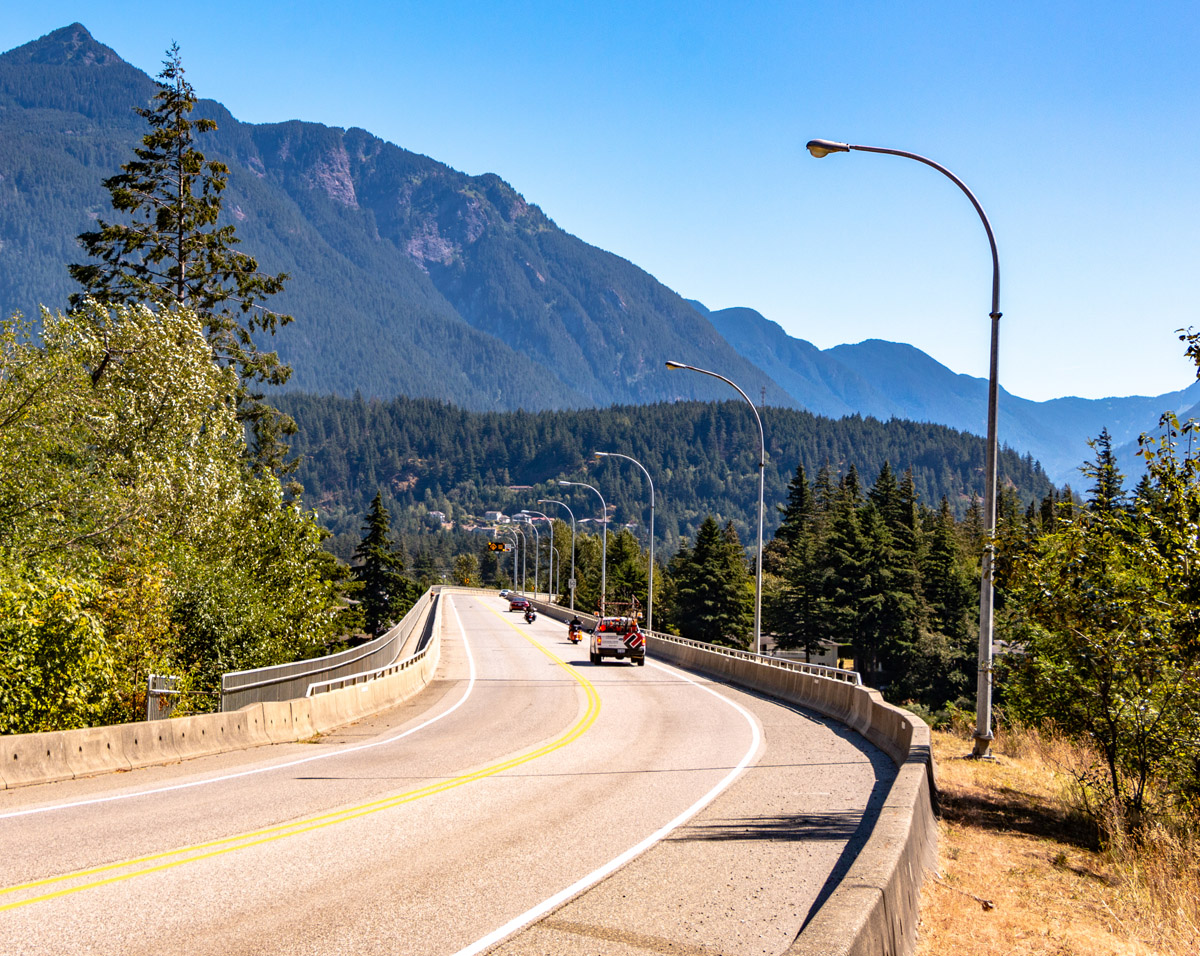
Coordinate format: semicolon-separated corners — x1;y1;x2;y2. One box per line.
0;23;1192;486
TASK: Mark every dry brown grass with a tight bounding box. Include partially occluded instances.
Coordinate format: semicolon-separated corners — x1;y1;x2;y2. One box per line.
915;724;1198;956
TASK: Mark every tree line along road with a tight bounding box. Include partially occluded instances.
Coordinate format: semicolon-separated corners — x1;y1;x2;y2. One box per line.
0;591;893;956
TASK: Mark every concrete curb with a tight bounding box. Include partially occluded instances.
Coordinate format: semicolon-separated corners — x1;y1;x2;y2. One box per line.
527;595;938;955
645;634;938;956
0;591;444;790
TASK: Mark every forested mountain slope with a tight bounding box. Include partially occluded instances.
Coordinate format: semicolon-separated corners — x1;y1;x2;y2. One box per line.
2;23;1191;484
699;301;1200;484
276;392;1056;553
0;24;792;411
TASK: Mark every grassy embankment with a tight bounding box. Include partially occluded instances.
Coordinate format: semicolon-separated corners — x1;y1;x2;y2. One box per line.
916;724;1199;956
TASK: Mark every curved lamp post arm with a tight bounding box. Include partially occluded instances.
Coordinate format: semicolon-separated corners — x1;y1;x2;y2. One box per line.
539;499;576;611
806;140;999;316
665;362;765;654
806;137;1000;757
594;451;656;634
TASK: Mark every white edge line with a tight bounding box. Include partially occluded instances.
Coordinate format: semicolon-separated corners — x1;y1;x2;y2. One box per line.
452;658;763;956
0;597;478;821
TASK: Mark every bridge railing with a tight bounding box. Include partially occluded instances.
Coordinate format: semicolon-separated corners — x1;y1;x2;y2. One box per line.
647;632;861;684
524;596;861;685
305;595;440;696
220;588;438;711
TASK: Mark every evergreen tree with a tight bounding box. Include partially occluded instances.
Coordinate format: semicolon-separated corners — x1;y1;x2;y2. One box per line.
818;492;868;663
775;462;813;549
352;492;413;636
68;44;294;472
668;516;753;648
961;494;985;558
867;462;924;613
858;503;921;686
770;520;823;656
1084;428;1126;513
606;528;649;613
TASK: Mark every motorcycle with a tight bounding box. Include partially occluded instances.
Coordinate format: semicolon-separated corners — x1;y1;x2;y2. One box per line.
567;624;582;644
524;608;537;624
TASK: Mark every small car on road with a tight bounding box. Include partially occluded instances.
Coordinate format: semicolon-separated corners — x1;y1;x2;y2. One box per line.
508;596;531;612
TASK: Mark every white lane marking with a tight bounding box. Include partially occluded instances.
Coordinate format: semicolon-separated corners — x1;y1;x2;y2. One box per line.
0;597;479;821
453;658;763;956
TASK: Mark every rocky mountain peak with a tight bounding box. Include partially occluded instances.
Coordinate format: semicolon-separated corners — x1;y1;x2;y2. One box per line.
1;23;124;68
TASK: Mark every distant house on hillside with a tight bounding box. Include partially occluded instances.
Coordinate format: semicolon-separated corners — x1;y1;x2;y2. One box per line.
484;511;508;524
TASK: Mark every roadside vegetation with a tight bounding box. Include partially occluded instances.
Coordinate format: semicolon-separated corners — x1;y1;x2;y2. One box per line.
0;47;363;732
919;720;1199;955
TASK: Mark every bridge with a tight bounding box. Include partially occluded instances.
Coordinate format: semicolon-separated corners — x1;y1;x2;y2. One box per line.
0;590;935;955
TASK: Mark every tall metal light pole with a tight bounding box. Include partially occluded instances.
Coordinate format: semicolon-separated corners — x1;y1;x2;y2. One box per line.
665;362;765;655
521;514;540;601
513;524;528;594
498;526;519;590
805;137;1001;758
551;546;561;600
559;479;607;617
498;527;519;587
594;451;656;634
524;510;553;604
539;499;576;610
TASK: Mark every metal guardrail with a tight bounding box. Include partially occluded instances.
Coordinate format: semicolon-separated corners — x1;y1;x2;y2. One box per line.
526;595;861;686
646;632;862;685
306;594;441;696
220;589;438;710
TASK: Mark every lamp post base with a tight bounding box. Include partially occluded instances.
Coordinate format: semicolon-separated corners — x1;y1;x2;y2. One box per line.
970;733;996;760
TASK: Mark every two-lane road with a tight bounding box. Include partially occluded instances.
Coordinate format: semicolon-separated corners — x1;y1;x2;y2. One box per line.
0;591;892;955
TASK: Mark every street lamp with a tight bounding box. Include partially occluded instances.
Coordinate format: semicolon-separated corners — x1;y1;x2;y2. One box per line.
524;510;553;604
539;499;576;610
805;137;1001;759
551;546;561;600
594;451;656;634
498;527;519;587
520;513;541;600
665;361;765;655
559;479;607;617
512;524;528;594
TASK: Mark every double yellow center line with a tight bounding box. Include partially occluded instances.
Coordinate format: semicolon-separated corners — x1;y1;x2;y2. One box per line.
1;609;599;912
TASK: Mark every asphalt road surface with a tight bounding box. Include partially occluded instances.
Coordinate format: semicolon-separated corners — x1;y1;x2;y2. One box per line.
0;591;894;956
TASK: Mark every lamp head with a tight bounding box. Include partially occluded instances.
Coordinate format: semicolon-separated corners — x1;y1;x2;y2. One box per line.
806;139;850;158
665;360;686;370
558;480;572;487
594;451;607;458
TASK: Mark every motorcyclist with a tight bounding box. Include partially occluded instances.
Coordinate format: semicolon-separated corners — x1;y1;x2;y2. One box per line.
568;615;582;642
524;607;536;623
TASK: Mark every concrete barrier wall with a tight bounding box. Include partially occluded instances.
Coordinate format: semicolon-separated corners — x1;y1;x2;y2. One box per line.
221;589;438;709
646;634;938;956
0;590;443;790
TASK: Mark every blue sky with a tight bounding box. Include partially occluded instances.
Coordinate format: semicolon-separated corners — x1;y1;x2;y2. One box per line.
3;2;1198;401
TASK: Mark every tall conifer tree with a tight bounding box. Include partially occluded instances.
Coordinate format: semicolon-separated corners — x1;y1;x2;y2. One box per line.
69;44;294;472
353;493;413;636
